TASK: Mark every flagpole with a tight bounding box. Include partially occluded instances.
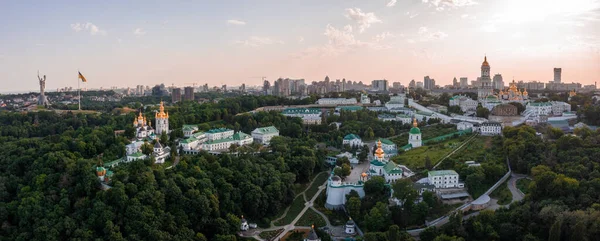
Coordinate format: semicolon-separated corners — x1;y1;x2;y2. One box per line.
78;70;81;111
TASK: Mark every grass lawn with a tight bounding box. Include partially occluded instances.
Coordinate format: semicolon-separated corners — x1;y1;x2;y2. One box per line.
516;178;532;194
259;229;284;240
490;182;513;205
305;172;328;199
296;209;327;227
274;196;306;226
390;124;459;147
392;140;459;170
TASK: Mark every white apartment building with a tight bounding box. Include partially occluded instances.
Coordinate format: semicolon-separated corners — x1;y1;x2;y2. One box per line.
525;102;553;116
317;98;357;105
205;128;234;141
251;126;279;145
456;122;474;131
385;95;406;109
449;95;478;112
428;170;463;189
480;122;502;136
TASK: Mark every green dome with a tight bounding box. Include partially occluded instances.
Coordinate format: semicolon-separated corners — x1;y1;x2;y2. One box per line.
409;127;421;135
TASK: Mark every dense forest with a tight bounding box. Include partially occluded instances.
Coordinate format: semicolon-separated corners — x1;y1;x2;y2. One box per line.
3;91;600;241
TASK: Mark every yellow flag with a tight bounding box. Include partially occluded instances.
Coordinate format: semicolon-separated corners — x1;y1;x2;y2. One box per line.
78;71;87;82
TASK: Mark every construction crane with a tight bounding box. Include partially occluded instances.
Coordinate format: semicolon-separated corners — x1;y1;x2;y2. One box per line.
249;76;267;82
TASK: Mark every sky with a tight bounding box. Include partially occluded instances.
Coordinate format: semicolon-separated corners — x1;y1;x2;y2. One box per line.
1;0;600;92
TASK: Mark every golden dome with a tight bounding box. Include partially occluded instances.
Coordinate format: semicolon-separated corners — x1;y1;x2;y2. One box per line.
137;111;144;121
523;88;528;95
509;80;518;92
361;172;367;178
482;55;490;67
569;90;576;97
156;101;168;119
413;117;418;127
375;140;385;159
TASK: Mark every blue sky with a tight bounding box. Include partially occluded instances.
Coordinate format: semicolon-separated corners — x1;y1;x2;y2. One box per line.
1;0;599;92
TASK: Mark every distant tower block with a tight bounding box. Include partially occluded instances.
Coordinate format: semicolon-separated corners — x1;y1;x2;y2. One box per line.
554;68;562;83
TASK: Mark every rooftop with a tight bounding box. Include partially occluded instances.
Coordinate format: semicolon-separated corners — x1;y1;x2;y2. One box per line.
206;128;233;134
379;138;395;145
344;134;361;140
253;126;279;134
428;170;459;176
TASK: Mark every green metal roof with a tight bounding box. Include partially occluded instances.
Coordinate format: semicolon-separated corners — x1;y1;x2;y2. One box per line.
400;144;412;150
253;126;279;134
104;158;122;167
344;134;360;140
337;106;363;111
383;161;403;174
206;128;233;134
232;132;251;140
428;170;458;176
370;159;386;166
180;137;197;144
379;138;395;145
409;127;421;134
396;114;411;118
106;170;114;177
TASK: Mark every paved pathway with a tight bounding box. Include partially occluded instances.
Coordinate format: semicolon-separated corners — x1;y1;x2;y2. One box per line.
242;172;330;241
432;134;478;169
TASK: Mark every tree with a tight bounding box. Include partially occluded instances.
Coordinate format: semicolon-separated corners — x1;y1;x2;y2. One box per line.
336;156;350;167
347;197;362;220
364;176;389;198
387;225;401;241
420;227;440;241
476;105;490;118
365;127;375;139
422;191;437;208
548;218;562;241
392;179;418;209
359;145;370;162
508;102;525;114
425;156;432;170
388;127;396;136
141;142;153;155
160;131;169;145
433;234;465;241
334;164;351;179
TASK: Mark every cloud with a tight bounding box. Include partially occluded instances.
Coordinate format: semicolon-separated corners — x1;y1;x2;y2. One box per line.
292;25;392;58
70;22;107;36
374;32;393;42
422;0;477;11
298;37;305;43
133;28;146;36
227;19;246;26
461;14;476;20
418;27;448;41
235;36;284;47
480;24;497;32
386;0;397;7
345;8;382;33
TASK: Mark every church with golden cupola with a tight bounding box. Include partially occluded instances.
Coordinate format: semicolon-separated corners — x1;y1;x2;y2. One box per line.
155;101;170;135
498;80;529;102
133;111;155;140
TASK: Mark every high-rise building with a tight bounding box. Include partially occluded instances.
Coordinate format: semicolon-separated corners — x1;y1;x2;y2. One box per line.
460;77;468;88
554;68;562;83
477;56;493;99
424;76;436;90
184;87;194;101
452;77;458;88
371;79;388;91
493;74;504;90
409;79;416;88
171;88;182;103
392;82;402;89
416;81;424;89
263;80;271;95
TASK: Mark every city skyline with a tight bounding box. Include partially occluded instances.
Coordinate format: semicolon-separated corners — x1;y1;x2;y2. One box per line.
1;0;600;92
